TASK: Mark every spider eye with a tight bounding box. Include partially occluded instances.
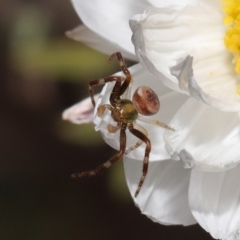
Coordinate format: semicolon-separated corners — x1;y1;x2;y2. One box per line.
132;86;160;116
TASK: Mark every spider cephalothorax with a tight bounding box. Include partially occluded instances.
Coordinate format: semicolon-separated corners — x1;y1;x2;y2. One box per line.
71;52;174;197
112;99;138;123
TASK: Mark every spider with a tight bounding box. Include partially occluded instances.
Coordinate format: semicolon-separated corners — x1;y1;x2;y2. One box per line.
71;52;174;197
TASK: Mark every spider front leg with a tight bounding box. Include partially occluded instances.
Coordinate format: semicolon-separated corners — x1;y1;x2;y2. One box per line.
88;76;124;107
71;124;127;178
128;124;151;197
108;52;132;96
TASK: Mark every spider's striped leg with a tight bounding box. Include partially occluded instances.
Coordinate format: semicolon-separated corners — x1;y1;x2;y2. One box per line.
71;124;127;178
88;76;123;107
128;124;151;198
125;123;148;154
108;52;130;77
137;115;175;131
108;52;132;96
121;78;133;100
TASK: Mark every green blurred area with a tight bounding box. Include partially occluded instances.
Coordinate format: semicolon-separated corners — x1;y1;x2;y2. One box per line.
9;6;118;81
58;120;103;145
1;3;133;240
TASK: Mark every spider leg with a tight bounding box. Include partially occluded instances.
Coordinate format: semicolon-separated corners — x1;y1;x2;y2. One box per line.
125;123;148;154
108;52;132;96
137;115;175;131
97;104;113;117
89;53;131;108
107;122;121;133
121;79;133;100
96;104;121;133
128;124;151;197
88;76;124;107
71;125;127;178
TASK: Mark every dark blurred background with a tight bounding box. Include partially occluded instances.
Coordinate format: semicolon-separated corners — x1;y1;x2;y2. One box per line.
0;1;213;239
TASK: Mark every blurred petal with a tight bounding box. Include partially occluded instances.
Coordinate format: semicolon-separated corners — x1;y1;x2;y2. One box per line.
66;25;137;61
62;95;98;124
71;0;150;55
130;5;240;111
164;98;240;171
123;156;196;225
147;0;198;8
197;0;222;11
147;0;222;10
189;166;240;239
94;63;188;161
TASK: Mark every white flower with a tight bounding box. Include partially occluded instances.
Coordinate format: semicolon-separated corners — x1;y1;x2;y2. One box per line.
63;0;240;239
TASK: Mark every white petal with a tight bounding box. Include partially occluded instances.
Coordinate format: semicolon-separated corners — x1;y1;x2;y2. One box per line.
130;14;182;93
123;156;197;225
197;0;222;11
93;63;189;161
66;25;137;61
147;0;222;9
147;0;198;8
171;56;240;112
71;0;150;55
164;98;240;171
62;95;98;124
189;166;240;240
130;6;240;111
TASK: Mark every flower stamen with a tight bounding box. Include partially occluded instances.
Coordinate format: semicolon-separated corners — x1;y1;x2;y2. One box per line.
222;0;240;92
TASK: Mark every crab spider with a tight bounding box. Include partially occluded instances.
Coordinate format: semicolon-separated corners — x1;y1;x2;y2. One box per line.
71;52;174;197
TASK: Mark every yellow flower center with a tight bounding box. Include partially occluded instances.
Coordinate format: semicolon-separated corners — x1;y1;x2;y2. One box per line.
222;0;240;76
222;0;240;94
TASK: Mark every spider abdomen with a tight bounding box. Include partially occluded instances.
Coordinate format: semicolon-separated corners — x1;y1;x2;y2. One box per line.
133;86;160;116
113;99;138;123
